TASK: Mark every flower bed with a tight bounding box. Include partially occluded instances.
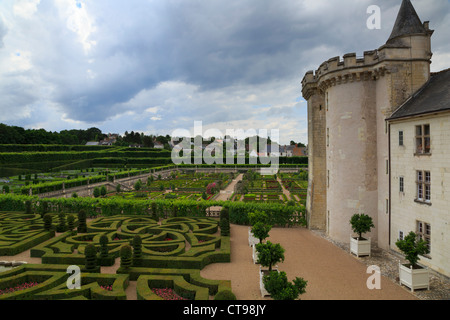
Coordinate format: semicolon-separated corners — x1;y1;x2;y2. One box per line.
0;282;40;296
151;287;187;300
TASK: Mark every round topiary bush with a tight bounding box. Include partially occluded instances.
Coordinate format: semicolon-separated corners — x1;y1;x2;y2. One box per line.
214;290;237;300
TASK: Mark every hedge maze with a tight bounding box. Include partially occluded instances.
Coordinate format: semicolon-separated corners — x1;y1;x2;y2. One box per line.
0;212;55;256
0;212;232;300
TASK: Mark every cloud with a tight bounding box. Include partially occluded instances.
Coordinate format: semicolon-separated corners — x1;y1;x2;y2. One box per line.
0;0;448;145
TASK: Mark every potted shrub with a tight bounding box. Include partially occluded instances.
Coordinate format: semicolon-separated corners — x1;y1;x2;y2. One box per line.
396;231;430;292
248;211;269;247
256;241;285;297
263;271;307;300
349;213;374;257
251;222;272;264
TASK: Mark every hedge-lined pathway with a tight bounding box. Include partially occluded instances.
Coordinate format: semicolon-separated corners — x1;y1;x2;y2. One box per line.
200;224;419;300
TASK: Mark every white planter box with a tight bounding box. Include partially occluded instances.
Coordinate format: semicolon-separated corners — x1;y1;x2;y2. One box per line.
350;236;371;257
252;243;259;264
259;266;279;297
399;262;430;292
248;227;258;247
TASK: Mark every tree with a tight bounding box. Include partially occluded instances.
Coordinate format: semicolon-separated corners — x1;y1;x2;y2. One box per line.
396;231;430;268
263;271;307;300
256;241;285;272
350;213;375;240
251;222;272;243
93;187;100;198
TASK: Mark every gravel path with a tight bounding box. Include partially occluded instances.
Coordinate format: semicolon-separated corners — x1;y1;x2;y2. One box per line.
201;224;449;300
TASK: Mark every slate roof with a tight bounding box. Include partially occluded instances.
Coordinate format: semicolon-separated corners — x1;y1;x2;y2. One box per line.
386;0;427;44
387;68;450;121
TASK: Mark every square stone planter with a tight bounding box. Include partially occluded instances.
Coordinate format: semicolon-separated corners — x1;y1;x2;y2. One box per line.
259;266;279;297
350;236;371;257
399;262;430;292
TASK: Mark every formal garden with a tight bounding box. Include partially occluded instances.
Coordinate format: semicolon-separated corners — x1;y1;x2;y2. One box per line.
0;168;306;300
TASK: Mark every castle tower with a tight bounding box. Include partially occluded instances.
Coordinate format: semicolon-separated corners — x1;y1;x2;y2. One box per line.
302;0;433;248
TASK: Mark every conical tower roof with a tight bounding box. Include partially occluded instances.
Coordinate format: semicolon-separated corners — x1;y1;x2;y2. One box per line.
387;0;427;44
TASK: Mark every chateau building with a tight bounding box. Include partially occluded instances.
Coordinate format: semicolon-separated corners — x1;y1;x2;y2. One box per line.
302;0;449;277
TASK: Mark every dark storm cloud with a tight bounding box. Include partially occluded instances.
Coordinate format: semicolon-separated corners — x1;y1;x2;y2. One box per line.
0;0;448;132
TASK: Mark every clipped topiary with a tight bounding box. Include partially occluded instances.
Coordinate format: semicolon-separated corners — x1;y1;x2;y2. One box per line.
25;200;33;214
56;212;67;233
120;245;132;269
67;214;75;232
220;207;230;236
77;210;87;233
263;271;307;300
214;290;237;300
256;241;285;272
43;213;52;231
350;213;375;240
85;244;97;271
99;235;109;259
132;235;142;266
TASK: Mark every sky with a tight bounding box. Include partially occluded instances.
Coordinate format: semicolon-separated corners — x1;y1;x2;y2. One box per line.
0;0;449;145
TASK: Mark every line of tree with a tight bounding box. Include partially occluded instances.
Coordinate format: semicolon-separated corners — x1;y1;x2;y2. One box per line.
0;123;104;145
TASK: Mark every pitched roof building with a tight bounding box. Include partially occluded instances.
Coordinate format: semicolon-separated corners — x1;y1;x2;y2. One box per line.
302;0;449;277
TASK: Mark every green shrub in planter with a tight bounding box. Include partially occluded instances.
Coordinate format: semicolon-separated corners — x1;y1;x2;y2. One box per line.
256;241;285;272
93;187;100;198
251;222;272;243
350;213;374;240
263;271;307;300
100;186;107;196
395;231;429;268
214;290;237;300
